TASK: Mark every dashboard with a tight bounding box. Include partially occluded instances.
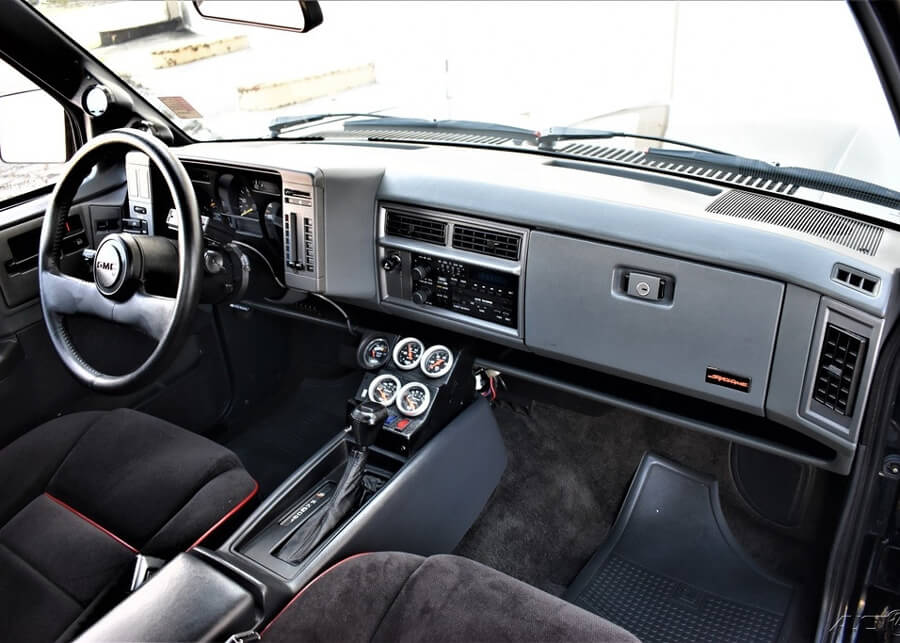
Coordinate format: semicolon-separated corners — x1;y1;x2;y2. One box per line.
124;139;900;474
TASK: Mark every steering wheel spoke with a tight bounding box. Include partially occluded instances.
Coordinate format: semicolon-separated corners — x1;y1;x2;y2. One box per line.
41;269;116;321
41;270;175;341
116;290;176;341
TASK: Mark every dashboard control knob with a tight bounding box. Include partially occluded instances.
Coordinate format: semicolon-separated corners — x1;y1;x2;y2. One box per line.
412;287;431;305
381;254;401;272
411;264;432;280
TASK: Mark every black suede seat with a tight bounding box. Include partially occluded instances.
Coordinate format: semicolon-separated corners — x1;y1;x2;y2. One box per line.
0;409;258;642
262;552;639;643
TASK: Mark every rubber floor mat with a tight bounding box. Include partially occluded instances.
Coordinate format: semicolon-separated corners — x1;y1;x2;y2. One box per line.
565;453;795;643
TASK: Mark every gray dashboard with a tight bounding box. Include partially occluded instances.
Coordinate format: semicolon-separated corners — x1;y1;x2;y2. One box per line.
171;140;900;474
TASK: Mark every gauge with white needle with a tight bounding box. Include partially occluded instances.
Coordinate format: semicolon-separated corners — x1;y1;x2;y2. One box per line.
367;374;401;406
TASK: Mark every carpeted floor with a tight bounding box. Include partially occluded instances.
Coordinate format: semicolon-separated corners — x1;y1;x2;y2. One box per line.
454;398;840;614
223;372;363;497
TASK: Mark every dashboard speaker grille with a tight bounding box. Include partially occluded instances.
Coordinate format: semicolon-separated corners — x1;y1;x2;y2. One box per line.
706;190;883;256
452;225;521;260
385;210;447;245
813;324;867;417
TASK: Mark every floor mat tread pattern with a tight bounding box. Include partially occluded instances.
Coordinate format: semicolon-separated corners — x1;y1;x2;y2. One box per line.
565;453;795;643
573;554;783;643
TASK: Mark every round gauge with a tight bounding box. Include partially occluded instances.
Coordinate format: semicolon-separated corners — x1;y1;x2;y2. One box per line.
360;337;391;369
83;84;111;117
396;382;431;417
392;337;424;370
421;345;454;378
367;374;401;406
236;183;258;218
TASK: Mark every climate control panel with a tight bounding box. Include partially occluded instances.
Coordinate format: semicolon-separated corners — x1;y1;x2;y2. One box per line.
282;171;324;292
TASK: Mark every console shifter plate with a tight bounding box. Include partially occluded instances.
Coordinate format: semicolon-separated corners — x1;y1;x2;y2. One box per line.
278;481;336;528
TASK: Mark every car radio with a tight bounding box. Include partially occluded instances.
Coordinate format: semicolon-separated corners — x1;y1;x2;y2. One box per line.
408;254;518;328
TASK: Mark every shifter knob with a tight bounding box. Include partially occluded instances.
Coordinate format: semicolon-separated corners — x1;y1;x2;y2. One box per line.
349;400;390;449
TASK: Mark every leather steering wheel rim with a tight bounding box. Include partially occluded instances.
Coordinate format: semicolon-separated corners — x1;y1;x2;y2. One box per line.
38;128;203;393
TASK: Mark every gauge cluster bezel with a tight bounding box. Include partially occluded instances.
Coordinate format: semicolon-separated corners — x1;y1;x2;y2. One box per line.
396;381;432;417
420;344;454;378
367;373;402;406
392;337;426;371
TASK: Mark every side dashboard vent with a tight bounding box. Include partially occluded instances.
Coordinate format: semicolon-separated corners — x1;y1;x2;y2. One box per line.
706;190;883;256
833;264;879;295
813;324;867;417
452;225;521;260
385;210;446;245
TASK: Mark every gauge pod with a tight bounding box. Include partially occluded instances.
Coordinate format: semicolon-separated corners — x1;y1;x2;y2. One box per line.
421;344;454;378
396;381;431;417
359;336;391;369
83;84;112;117
367;374;401;406
393;337;424;370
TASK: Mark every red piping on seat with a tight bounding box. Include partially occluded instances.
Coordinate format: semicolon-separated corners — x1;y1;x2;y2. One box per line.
260;552;374;637
44;492;138;554
188;480;260;550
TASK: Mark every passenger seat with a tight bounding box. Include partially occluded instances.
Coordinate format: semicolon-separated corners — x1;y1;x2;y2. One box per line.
261;551;638;642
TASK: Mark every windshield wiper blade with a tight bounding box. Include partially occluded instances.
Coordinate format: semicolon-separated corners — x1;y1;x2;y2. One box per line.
537;127;729;154
345;117;537;141
646;148;900;209
269;113;393;137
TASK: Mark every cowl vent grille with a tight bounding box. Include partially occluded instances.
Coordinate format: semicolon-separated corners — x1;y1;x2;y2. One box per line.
348;128;518;146
813;324;867;417
385;210;446;245
556;144;803;195
452;225;521;260
706;190;883;256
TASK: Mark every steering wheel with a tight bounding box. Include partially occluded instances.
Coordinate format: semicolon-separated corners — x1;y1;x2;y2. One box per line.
38;129;203;393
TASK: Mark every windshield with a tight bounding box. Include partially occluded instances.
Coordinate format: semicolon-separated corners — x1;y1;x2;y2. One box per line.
35;0;900;192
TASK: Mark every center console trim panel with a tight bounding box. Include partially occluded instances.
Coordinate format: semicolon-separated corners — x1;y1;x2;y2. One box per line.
212;398;506;601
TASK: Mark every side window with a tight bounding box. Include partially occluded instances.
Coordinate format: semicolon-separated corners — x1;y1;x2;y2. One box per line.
0;59;70;203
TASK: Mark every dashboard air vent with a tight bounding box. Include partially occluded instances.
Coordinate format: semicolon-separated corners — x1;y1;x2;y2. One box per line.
833;264;879;295
706;190;883;256
813;324;867;417
385;210;446;245
452;225;521;260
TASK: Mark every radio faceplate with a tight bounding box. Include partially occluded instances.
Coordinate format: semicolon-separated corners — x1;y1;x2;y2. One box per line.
410;253;518;328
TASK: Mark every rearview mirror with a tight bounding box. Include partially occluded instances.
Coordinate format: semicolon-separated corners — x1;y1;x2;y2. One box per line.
0;89;68;164
192;0;323;33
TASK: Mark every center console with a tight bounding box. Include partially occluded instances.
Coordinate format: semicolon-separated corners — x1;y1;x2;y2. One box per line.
78;331;508;641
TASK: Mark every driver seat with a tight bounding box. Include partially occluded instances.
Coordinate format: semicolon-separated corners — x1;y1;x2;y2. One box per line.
0;408;258;642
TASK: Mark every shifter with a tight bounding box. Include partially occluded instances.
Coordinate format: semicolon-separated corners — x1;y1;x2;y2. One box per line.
277;400;388;563
349;400;390;450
